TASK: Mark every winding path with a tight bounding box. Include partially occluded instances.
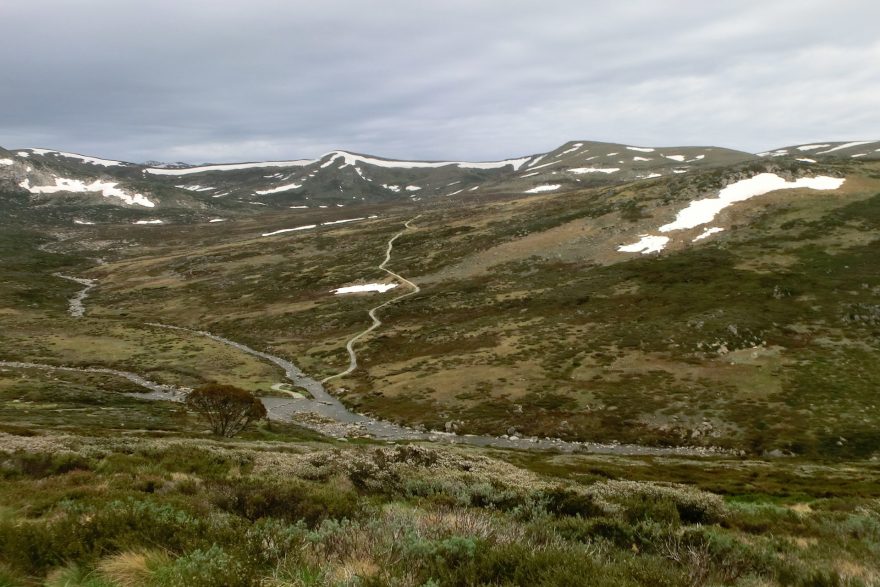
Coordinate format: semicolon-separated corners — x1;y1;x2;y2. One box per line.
322;216;422;383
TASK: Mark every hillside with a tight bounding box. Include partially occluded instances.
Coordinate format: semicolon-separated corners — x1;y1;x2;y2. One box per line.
0;140;876;455
0;140;763;225
2;139;880;585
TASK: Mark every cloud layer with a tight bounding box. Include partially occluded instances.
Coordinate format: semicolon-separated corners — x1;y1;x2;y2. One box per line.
2;0;878;163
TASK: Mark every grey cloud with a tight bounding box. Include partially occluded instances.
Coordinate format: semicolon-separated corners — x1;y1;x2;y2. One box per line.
1;0;878;163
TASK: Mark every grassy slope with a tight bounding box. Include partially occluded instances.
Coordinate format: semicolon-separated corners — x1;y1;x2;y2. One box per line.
4;161;878;455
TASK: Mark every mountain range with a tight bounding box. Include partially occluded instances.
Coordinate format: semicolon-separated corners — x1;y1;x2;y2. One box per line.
2;139;878;225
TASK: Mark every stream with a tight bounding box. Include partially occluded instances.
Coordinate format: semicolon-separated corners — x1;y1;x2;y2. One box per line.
54;273;97;317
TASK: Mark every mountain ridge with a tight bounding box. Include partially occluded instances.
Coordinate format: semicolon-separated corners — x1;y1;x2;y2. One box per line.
1;139;876;224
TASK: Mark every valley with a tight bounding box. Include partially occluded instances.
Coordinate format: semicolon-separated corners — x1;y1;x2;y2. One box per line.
1;139;879;585
2;140;879;455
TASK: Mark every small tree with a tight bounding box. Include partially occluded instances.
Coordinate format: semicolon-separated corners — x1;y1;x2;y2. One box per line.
185;383;267;437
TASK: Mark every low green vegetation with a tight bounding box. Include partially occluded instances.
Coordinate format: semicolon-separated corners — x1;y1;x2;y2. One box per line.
1;430;878;586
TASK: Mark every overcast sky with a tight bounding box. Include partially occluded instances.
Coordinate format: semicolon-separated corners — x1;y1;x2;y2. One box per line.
2;0;878;163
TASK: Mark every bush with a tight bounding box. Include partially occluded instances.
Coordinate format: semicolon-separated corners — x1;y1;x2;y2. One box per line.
0;451;91;479
542;487;605;518
153;545;251;587
209;477;361;526
620;494;681;525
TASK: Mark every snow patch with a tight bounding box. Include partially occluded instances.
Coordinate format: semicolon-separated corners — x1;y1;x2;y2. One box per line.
73;219;95;225
556;143;584;157
816;141;875;154
756;149;789;157
692;227;724;242
797;144;831;151
632;156;652;162
133;219;163;225
208;218;226;223
618;235;669;254
332;283;399;295
323;217;365;225
626;146;655;152
28;149;122;167
520;172;539;178
19;177;155;207
659;173;845;232
528;160;563;171
796;158;817;163
146;159;313;175
527;154;546;168
262;225;317;236
321;150;531;171
664;154;686;162
525;184;561;193
569;167;619;174
405;185;422;192
255;182;302;195
175;184;214;192
0;158;13;166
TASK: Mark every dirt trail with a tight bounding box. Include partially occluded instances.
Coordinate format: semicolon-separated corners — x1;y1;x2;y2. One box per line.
322;216;421;383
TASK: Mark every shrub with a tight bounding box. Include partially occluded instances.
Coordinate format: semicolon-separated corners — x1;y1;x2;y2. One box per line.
210;477;361;526
542;486;605;518
0;451;91;479
588;480;727;525
620;493;681;525
152;545;251;587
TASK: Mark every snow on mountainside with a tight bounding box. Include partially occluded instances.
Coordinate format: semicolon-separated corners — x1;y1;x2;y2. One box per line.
759;141;880;161
19;177;154;208
617;173;846;254
0;139;874;224
21;148;127;167
145;159;314;175
506;140;756;194
144;150;532;176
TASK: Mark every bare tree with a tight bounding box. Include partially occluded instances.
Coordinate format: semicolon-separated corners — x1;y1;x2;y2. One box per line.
185;383;267;437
